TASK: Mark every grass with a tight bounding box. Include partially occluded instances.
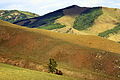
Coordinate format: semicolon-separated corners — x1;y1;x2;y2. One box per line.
20;11;39;18
38;23;66;30
0;63;80;80
55;15;76;27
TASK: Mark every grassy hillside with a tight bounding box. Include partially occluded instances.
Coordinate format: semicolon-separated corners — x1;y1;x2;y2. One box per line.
20;11;39;18
0;10;39;23
73;7;120;42
73;7;103;30
84;7;120;42
0;20;120;80
0;63;78;80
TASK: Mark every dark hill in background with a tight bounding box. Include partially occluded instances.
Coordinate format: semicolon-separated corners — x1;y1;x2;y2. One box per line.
13;5;120;42
13;5;89;28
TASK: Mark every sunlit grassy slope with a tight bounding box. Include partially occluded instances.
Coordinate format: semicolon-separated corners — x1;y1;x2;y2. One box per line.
0;20;120;80
86;7;120;33
81;7;120;42
0;63;78;80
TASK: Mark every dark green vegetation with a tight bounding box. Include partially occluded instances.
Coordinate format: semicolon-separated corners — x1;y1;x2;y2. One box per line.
73;7;103;30
38;23;65;30
98;24;120;37
0;10;39;23
27;15;63;28
0;63;77;80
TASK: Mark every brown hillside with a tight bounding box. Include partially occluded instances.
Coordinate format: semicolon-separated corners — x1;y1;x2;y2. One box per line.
0;20;120;80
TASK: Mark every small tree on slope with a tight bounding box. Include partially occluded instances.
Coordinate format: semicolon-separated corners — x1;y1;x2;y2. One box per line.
48;58;57;73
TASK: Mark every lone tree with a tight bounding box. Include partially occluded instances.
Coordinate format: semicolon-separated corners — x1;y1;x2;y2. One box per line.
48;58;57;73
48;58;63;75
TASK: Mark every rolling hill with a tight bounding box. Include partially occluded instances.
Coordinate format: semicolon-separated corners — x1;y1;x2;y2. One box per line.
0;20;120;80
0;10;39;23
13;5;120;42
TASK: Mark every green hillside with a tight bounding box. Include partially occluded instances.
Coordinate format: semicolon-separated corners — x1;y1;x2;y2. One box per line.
0;10;39;23
0;63;78;80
